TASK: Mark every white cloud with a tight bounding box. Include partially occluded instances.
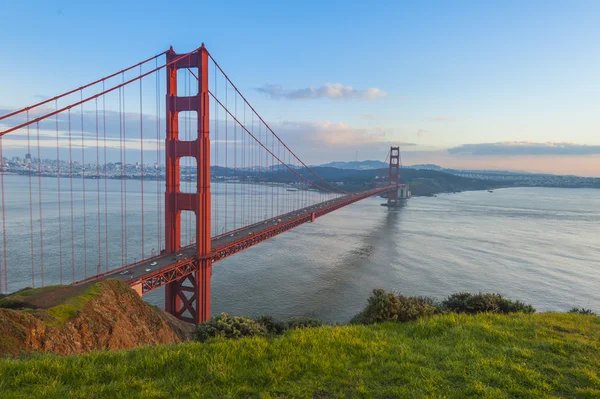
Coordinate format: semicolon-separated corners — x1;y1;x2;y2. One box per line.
256;83;386;100
448;141;600;156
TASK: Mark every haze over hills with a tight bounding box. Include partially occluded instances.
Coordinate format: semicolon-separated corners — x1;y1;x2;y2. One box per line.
316;160;510;173
316;160;388;170
315;160;600;190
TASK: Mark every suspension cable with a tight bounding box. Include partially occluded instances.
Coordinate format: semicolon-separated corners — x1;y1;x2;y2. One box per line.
209;91;341;194
0;48;201;137
0;51;168;122
206;52;348;194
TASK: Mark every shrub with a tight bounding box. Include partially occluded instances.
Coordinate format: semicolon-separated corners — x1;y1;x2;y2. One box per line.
568;308;597;316
286;317;324;329
351;289;438;324
193;313;267;342
442;292;535;315
256;314;287;335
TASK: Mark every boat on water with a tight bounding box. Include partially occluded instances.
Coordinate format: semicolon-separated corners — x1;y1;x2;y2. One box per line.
286;188;297;192
488;189;494;193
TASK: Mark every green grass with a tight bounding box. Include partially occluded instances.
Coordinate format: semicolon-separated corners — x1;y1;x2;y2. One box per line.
0;285;63;308
44;285;102;327
0;312;599;398
0;284;102;328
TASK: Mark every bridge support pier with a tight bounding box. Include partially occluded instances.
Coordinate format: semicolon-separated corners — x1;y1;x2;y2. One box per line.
163;45;212;325
165;264;210;324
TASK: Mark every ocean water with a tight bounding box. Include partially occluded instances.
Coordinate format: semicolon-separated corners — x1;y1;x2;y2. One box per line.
198;187;600;322
1;175;599;322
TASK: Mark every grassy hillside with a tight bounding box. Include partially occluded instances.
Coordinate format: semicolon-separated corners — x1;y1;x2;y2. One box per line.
1;312;598;398
308;167;501;195
210;165;501;196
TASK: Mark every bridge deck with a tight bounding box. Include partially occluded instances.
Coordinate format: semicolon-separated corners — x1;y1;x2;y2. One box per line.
75;186;395;294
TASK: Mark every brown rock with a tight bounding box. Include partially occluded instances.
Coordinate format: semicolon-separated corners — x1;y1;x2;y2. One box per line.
0;279;193;356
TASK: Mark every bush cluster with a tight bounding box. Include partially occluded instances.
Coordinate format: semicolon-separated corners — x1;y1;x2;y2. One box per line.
351;289;438;324
195;291;589;340
442;292;536;315
351;289;537;325
193;313;326;342
568;307;597;316
193;313;267;342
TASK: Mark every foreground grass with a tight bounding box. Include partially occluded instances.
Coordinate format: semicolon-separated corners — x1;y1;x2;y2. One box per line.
1;313;599;398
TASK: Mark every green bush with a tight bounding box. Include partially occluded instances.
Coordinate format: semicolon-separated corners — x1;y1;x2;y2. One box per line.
568;307;597;316
286;317;324;329
442;292;535;315
351;289;438;324
193;313;267;342
193;314;328;342
256;314;287;335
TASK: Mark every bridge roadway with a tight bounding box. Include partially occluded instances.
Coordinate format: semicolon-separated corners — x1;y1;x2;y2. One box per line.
75;185;395;294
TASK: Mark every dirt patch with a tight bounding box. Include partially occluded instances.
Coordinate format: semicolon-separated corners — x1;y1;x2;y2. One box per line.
0;279;192;357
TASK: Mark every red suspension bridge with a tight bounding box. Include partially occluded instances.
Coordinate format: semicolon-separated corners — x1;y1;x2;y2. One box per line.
0;45;406;324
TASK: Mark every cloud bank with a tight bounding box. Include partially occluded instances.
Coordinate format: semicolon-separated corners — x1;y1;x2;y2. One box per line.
273;120;414;147
1;105;412;165
256;83;386;100
448;142;600;156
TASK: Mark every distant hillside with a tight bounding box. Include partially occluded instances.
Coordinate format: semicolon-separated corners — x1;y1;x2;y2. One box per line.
207;165;501;196
404;163;445;171
304;167;501;196
307;162;600;190
316;160;388;170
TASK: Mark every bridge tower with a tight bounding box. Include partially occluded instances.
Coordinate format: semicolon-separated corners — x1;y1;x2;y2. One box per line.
387;146;400;207
164;46;212;325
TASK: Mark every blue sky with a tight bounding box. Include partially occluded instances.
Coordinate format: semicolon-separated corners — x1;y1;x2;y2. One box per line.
1;0;599;175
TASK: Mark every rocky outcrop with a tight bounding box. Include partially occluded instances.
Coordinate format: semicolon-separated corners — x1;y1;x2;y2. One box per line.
0;279;193;356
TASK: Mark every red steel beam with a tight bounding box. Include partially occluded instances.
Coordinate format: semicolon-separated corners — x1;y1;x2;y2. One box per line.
130;186;394;295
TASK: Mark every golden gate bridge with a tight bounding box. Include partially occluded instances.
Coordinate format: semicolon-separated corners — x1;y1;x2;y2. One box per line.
0;45;405;324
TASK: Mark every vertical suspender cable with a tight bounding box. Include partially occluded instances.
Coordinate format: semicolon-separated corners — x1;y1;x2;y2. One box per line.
27;111;35;287
242;101;246;226
139;65;145;258
36;123;44;285
123;78;128;264
250;112;254;224
55;100;63;283
81;90;87;277
96;98;101;275
271;130;274;218
260;122;264;220
103;83;109;271
0;131;7;293
156;59;162;253
234;91;237;230
277;140;280;215
224;78;228;232
68;110;75;283
119;84;124;267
